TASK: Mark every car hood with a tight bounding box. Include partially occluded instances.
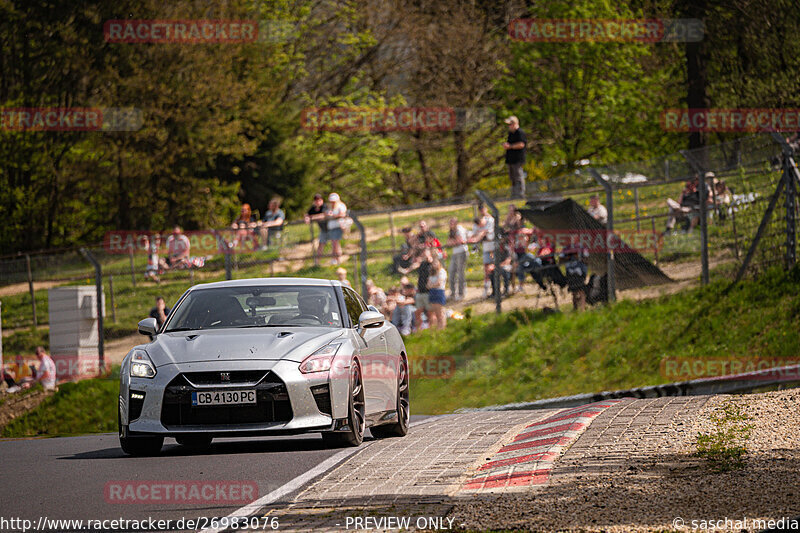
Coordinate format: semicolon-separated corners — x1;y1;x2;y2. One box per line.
147;327;346;367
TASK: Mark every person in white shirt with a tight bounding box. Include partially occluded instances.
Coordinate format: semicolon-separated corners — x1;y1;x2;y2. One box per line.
588;195;608;226
162;226;191;269
326;193;347;265
426;258;448;330
33;346;56;391
468;204;496;298
446;218;469;302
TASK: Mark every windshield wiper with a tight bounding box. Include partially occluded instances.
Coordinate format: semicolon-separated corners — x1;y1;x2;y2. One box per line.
235;324;293;328
164;327;199;333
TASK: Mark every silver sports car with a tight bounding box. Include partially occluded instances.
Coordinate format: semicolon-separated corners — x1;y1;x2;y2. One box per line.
118;278;409;455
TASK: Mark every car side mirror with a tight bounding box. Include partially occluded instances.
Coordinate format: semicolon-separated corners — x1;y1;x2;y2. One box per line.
358;310;384;336
138;317;158;337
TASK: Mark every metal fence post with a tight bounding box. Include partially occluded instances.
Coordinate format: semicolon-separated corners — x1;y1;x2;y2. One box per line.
588;169;616;302
224;252;233;280
475;190;502;314
680;150;709;285
389;212;397;254
108;275;117;323
25;253;38;328
128;246;137;288
634;187;641;231
79;248;104;369
349;212;369;297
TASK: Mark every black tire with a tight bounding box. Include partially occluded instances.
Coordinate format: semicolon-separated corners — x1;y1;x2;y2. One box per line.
370;356;409;439
119;405;164;456
175;435;213;450
322;363;365;447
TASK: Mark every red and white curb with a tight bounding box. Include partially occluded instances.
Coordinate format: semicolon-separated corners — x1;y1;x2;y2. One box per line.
461;400;626;493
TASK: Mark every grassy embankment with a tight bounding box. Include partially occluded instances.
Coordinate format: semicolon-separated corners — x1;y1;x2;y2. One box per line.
3;267;798;435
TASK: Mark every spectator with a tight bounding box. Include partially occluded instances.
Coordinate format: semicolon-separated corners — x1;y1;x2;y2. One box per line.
365;279;387;310
305;193;328;262
563;248;589;311
149;296;171;328
468;204;496;298
503;115;527;198
446;217;468;302
516;237;547;291
391;280;416;336
491;239;514;297
393;227;416;274
144;233;161;283
382;287;400;319
326;193;347;265
161;226;190;270
31;346;56;391
587;195;608;225
503;205;527;293
665;178;702;234
259;196;285;249
426;257;447;329
2;365;18;390
336;267;352;287
231;203;258;249
405;248;434;330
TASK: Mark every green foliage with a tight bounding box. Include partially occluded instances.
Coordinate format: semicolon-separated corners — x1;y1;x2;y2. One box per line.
695;400;753;472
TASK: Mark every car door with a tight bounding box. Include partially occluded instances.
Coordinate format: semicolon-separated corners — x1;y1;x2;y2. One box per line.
342;288;387;415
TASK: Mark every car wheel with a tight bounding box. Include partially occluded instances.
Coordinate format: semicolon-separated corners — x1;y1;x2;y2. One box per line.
175;435;213;451
322;363;365;447
119;406;164;456
370;355;409;438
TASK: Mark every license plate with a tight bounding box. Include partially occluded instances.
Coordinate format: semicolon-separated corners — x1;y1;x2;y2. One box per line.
191;390;256;407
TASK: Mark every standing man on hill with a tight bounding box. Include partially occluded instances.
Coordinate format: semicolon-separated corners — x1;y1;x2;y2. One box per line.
503;115;527;199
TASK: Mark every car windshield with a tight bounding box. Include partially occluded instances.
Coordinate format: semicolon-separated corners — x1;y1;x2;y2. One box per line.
163;285;343;331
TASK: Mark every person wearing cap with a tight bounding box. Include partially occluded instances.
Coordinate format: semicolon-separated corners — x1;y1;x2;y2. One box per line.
588;194;608;226
325;193;347;265
503;115;527;198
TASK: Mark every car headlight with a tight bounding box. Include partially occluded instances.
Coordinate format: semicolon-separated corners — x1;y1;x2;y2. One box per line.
130;349;157;378
299;343;342;374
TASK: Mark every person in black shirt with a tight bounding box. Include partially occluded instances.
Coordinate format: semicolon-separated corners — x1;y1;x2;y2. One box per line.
503;115;527;198
304;193;328;263
149;296;171;328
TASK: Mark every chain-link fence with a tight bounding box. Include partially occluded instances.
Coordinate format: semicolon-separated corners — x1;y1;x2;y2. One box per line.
2;134;798;363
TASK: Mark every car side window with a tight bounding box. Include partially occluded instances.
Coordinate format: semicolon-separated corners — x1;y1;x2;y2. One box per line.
342;288;363;327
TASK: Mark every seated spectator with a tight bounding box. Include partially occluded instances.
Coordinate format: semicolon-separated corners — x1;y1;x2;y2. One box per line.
395;228;417;274
336;267;352;288
426;258;447;329
231;203;258;249
29;347;56;391
2;365;18;390
259;197;285;249
391;280;416;336
587;194;608;225
563;247;589;311
160;226;190;270
382;287;400;319
149;296;171;328
365;279;387;310
516;238;546;291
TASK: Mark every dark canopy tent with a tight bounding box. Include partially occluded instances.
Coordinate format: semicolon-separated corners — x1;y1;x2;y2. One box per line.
518;197;673;291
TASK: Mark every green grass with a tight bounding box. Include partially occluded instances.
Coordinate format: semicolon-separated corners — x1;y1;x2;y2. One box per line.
1;373;119;438
406;265;800;414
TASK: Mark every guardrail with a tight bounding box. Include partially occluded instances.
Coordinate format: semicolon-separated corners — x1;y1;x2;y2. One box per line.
457;363;800;412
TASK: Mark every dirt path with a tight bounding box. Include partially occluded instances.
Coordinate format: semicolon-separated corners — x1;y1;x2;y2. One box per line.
0;280;64;298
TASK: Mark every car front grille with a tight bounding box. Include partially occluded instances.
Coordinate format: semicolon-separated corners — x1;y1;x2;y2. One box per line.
161;372;292;428
183;370;269;386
